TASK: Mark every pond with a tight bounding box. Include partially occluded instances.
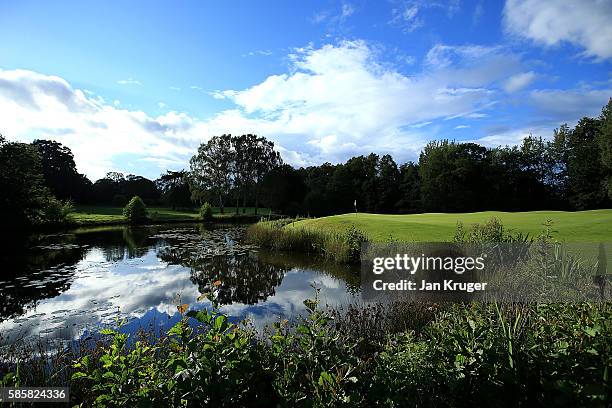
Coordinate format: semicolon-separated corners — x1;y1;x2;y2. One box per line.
0;224;361;345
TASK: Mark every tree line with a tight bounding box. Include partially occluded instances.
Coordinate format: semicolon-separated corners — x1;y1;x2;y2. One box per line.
265;99;612;215
1;99;610;229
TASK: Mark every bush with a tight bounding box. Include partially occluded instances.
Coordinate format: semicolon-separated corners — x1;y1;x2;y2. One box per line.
199;202;214;222
122;196;148;224
42;197;74;224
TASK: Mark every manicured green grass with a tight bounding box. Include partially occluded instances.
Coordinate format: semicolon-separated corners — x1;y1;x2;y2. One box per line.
290;209;612;242
71;206;271;225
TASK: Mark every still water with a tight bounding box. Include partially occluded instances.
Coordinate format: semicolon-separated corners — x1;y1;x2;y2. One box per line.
0;224;360;345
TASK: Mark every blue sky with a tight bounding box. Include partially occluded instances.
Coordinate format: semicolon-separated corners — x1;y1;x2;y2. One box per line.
1;0;611;180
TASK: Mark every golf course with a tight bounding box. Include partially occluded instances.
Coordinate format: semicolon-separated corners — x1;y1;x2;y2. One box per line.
290;209;612;242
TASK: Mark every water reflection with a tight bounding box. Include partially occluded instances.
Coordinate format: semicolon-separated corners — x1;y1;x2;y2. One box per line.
0;224;360;344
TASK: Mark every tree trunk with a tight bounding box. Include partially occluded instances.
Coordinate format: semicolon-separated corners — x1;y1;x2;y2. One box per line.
219;195;224;214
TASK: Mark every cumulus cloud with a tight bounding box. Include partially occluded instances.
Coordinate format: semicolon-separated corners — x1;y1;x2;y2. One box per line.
504;0;612;60
213;40;528;160
0;42;526;177
0;69;199;179
503;71;536;93
1;41;606;179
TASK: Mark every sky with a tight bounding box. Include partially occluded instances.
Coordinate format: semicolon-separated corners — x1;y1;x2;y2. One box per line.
0;0;611;180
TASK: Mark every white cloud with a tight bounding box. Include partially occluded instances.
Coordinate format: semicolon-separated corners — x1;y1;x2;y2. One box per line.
158;102;167;109
0;69;198;179
454;125;470;129
212;40;527;163
503;71;536;93
530;87;612;119
1;41;605;180
504;0;612;60
117;78;142;85
169;86;181;91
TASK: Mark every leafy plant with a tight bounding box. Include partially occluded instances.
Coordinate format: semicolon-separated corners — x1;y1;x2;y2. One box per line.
122;195;148;224
199;202;214;222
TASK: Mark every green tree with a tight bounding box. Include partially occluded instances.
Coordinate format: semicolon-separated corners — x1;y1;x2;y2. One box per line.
419;141;491;212
250;135;282;214
377;154;400;213
123;196;148;224
156;170;192;209
0;137;51;229
260;164;307;215
189;135;233;213
395;162;421;213
598;98;612;199
230;134;256;213
566;117;606;209
32;139;92;203
199;202;213;222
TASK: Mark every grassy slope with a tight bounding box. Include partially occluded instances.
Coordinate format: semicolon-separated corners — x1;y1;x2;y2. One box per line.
71;206;270;225
290;209;612;242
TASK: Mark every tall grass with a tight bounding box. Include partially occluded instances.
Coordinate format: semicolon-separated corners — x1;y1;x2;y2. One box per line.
246;219;367;263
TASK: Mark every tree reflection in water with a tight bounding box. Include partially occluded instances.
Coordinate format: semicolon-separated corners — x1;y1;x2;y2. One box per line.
158;247;288;305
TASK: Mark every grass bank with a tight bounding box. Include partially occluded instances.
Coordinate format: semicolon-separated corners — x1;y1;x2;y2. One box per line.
246;219;367;263
70;206;272;226
290;209;612;242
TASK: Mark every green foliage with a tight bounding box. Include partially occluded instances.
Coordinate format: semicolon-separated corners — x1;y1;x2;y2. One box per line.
0;140;63;229
43;197;75;224
199;202;214;222
122;196;148;224
265;287;362;406
32;139;93;203
454;217;530;243
246;220;368;263
62;293;612;407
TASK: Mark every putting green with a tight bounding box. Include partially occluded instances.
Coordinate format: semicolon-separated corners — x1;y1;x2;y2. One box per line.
290;210;612;242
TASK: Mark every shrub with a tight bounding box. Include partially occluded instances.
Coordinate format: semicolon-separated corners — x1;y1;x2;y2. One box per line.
199;202;214;222
122;196;148;224
42;197;74;224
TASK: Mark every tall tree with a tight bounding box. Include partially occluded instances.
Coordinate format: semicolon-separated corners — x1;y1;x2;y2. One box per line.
31;139;92;202
566;117;606;209
231;134;257;213
156;170;193;209
250;136;282;214
598;98;612;200
260;164;307;215
377;154;400;213
189;135;233;213
419;141;491;212
0;137;51;229
122;175;160;202
395;162;420;213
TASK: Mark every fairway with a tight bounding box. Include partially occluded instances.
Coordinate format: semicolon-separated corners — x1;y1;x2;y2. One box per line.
71;206;270;225
291;209;612;242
